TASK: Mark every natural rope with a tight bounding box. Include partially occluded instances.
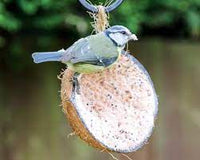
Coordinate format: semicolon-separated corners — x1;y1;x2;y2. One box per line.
89;5;109;33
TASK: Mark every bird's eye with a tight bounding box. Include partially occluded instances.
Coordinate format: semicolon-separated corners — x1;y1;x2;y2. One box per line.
121;31;126;35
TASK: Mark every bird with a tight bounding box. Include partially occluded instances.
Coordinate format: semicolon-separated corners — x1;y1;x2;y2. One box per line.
32;25;138;73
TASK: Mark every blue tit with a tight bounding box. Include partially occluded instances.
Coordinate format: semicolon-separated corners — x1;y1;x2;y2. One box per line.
32;25;137;73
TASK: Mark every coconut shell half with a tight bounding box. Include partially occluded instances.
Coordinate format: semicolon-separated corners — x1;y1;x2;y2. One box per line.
61;53;158;153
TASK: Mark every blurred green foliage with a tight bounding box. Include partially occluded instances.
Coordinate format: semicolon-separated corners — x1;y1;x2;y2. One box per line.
0;0;200;37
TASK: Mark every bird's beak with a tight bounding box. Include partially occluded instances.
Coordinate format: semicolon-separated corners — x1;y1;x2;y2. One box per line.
129;34;138;41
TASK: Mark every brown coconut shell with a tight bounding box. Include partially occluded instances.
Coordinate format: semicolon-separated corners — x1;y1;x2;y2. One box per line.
61;53;158;153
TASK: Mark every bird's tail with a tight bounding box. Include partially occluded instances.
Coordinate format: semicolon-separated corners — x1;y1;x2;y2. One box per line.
32;50;65;64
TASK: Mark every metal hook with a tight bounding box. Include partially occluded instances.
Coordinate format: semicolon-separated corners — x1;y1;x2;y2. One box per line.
79;0;124;13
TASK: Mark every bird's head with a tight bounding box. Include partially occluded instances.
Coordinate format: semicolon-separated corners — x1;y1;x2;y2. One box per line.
104;25;138;47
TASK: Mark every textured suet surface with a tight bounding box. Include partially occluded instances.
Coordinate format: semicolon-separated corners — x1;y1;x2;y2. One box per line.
61;53;158;153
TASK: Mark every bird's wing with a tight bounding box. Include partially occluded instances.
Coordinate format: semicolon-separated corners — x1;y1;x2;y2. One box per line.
62;37;99;64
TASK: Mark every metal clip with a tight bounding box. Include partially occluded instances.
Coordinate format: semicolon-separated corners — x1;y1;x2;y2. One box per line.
79;0;124;12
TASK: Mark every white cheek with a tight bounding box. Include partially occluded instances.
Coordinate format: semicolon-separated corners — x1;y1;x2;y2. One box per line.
110;33;127;46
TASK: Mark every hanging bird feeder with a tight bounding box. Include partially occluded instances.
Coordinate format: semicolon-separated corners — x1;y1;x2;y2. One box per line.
32;0;158;155
60;0;158;153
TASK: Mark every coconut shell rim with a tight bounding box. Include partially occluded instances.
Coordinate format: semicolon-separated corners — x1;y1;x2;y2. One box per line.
69;53;158;153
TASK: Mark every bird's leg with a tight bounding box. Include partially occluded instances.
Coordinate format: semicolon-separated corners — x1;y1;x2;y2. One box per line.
72;72;81;94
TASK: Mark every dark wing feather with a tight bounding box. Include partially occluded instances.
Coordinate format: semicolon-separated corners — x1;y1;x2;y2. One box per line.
61;38;99;64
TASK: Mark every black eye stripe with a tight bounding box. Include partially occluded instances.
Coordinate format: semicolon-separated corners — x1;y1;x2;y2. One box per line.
110;30;127;34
